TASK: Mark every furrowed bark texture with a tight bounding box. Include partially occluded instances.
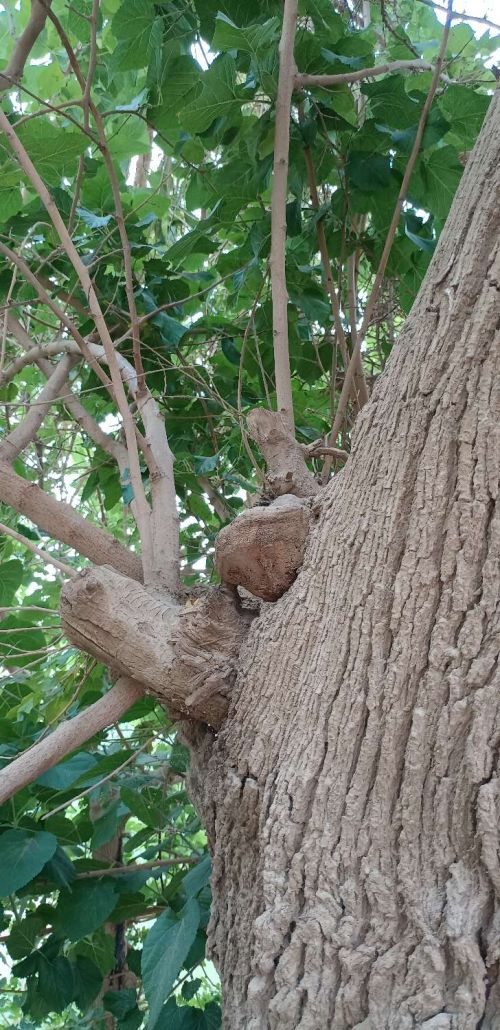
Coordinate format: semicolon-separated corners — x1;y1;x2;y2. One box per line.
60;567;254;728
187;90;500;1028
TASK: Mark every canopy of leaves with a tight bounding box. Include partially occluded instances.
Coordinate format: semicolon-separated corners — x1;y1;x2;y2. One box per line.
0;0;495;1024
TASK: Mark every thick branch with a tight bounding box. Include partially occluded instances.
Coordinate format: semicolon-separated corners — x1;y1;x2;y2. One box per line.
0;0;53;91
0;462;143;582
60;567;253;729
0;677;144;805
247;407;319;498
270;0;298;429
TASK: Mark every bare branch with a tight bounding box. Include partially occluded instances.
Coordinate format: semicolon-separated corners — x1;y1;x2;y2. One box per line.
300;117;369;410
321;1;454;481
295;59;450;90
0;520;75;577
0;0;53;92
0;246;112;393
43;734;154;818
247;408;319;498
270;0;298;430
417;0;500;33
0;354;76;462
4;316;179;589
0;112;154;577
60;566;253;728
0;677;144;805
0;462;143;582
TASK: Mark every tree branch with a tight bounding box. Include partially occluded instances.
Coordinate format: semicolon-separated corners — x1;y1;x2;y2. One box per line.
60;566;253;728
0;0;53;92
0;245;113;393
321;1;454;481
0;520;75;577
270;0;298;430
0;111;154;578
299;117;369;410
0;462;143;581
0;354;76;462
0;677;144;805
295;59;449;89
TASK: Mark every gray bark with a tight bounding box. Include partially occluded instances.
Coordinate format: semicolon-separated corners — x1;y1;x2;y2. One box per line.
186;89;500;1028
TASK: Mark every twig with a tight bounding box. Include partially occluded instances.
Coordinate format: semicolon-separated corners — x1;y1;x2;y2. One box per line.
0;0;53;91
0;520;75;577
417;0;500;32
0;113;154;578
0;354;76;462
270;0;298;429
42;734;154;819
0;677;144;805
299;111;368;410
321;0;454;482
295;59;450;89
0;247;112;393
74;856;199;878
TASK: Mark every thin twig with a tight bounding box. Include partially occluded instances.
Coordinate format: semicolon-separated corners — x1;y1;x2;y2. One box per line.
0;114;154;577
0;520;75;577
74;856;199;878
42;735;154;818
295;58;450;89
321;0;454;482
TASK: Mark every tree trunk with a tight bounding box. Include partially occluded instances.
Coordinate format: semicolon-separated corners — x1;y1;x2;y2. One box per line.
186;89;500;1028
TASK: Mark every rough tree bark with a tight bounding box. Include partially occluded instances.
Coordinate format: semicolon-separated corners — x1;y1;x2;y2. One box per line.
2;8;497;1023
182;89;500;1028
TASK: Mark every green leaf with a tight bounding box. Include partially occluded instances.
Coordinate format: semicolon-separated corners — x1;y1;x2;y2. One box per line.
181;855;211;901
73;955;103;1011
193;454;219;475
43;846;77;889
0;830;57;895
142;899;200;1028
438;86;490;148
221;337;241;366
0;559;24;604
417;146;463;220
91;801;120;850
16;121;86;186
181;55;245;135
104;987;137;1018
55;881;118;941
112;0;164;70
362;75;420;129
347;152;393;192
212;13;279;55
6;914;46;959
154;999;222;1029
0;187;23;223
38;954;75;1012
37;752;98;790
76;207;113;228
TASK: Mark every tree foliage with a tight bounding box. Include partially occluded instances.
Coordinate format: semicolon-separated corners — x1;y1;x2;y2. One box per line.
0;0;496;1025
